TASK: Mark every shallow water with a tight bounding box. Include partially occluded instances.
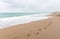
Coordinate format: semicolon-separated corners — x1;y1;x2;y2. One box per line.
0;12;49;18
0;13;51;29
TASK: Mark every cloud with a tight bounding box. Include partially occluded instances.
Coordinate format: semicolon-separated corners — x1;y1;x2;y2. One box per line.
0;0;60;13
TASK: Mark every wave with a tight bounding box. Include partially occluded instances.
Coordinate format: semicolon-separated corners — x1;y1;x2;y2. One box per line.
0;13;51;29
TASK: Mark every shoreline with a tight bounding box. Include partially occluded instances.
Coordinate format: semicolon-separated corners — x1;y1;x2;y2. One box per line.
0;13;51;29
0;13;60;39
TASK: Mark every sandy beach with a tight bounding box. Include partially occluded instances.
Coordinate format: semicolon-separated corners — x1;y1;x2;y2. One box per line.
0;13;60;39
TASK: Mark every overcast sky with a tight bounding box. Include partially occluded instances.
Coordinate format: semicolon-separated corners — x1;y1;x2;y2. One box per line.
0;0;60;13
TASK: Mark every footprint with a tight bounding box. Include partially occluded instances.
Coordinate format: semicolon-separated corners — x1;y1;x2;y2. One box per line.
27;34;30;37
48;21;52;26
35;32;40;35
57;14;60;17
38;29;41;31
44;21;52;29
44;25;48;29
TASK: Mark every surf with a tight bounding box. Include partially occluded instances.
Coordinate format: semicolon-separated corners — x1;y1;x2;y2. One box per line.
0;13;51;29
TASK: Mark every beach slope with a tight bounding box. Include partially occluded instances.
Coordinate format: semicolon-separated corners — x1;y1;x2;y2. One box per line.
0;13;60;39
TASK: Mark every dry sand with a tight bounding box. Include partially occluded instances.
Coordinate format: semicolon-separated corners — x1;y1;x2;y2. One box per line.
0;13;60;39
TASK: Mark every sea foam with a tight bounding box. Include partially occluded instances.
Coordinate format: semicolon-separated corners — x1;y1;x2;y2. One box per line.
0;13;51;29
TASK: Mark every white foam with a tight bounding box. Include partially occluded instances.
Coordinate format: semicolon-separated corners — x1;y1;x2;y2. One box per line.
0;13;51;29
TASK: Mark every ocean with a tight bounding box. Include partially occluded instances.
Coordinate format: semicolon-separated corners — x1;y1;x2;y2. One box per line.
0;13;38;18
0;13;50;18
0;13;51;29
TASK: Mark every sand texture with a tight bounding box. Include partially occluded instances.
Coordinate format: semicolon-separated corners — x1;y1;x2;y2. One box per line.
0;13;60;39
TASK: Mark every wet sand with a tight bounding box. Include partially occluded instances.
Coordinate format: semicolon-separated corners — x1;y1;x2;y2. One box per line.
0;13;60;39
